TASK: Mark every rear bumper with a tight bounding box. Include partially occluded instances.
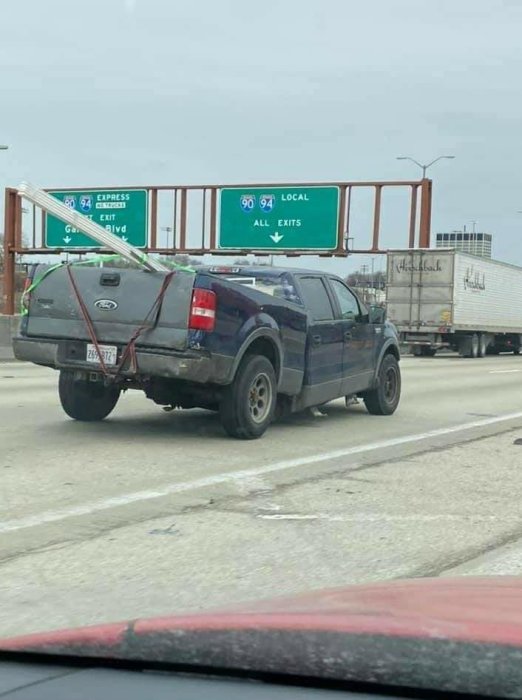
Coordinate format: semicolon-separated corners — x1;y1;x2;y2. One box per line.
12;337;233;384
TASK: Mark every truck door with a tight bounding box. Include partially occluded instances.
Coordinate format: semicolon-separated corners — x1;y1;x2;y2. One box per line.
296;275;343;405
327;278;376;394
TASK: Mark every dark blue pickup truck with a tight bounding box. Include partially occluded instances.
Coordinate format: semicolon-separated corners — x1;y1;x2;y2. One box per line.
13;264;401;439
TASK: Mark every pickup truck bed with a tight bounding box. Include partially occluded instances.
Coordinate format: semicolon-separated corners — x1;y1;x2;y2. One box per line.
14;264;401;438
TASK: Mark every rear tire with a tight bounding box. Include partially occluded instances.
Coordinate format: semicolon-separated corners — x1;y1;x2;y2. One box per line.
59;370;120;421
363;354;401;416
220;355;276;439
421;347;437;357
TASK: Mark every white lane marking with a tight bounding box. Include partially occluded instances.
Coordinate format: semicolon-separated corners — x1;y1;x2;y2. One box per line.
260;514;320;521
489;369;522;374
258;513;522;522
2;410;522;535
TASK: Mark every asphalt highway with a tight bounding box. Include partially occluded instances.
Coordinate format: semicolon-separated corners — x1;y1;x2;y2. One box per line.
1;354;522;637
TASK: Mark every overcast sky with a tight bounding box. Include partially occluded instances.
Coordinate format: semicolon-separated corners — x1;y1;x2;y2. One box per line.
1;0;521;274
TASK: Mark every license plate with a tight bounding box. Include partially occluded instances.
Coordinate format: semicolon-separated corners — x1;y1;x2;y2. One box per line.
86;343;117;366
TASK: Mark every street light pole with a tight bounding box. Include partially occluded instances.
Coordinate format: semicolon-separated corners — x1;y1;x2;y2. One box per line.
396;154;455;178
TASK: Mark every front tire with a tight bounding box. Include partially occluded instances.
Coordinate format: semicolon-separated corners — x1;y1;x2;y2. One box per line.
59;370;120;421
220;355;276;439
363;354;401;416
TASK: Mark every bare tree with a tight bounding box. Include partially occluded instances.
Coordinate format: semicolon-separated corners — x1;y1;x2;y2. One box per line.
346;269;386;289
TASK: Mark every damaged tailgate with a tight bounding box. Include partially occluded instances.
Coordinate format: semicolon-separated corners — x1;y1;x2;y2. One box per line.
25;265;196;352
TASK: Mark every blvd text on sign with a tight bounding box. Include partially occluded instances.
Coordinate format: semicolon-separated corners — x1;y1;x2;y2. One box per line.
218;186;340;250
45;189;148;249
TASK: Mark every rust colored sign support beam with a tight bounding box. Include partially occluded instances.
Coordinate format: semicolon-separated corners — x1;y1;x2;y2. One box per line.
344;186;352;250
2;178;433;314
409;184;418;248
336;186;347;254
32;204;36;248
41;208;46;247
372;185;382;251
418;178;432;248
14;197;22;249
209;188;217;249
201;189;206;248
172;190;178;251
149;188;158;249
2;188;18;315
179;189;187;249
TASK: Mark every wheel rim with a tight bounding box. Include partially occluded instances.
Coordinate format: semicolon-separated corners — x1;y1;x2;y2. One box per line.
248;372;272;424
383;366;398;403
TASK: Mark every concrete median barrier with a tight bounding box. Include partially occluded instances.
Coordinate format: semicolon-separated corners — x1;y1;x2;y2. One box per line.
0;315;21;361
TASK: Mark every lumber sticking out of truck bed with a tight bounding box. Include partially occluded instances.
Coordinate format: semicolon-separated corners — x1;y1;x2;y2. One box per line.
17;182;169;273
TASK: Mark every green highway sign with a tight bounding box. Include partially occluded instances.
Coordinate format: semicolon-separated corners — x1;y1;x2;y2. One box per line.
45;189;148;249
218;186;340;250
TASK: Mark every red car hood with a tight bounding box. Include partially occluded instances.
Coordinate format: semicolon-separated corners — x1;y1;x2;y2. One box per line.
3;576;522;648
2;576;522;697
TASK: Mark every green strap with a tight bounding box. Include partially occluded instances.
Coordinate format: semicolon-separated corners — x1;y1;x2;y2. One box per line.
160;259;196;273
73;253;196;272
20;262;63;315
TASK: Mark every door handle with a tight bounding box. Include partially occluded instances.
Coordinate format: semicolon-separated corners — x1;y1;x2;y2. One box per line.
312;334;322;345
344;330;352;341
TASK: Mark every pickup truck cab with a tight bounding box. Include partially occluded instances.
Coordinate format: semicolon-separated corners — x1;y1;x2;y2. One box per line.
13;264;401;439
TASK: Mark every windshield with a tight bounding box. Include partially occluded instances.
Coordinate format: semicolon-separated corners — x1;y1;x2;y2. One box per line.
2;1;522;697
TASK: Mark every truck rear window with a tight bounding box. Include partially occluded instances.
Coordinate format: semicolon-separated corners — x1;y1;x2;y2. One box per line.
212;271;303;305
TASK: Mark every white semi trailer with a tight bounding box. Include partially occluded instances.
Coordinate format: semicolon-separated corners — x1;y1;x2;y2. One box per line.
386;249;522;358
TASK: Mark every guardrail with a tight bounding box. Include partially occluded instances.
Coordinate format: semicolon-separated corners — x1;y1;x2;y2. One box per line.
2;179;432;314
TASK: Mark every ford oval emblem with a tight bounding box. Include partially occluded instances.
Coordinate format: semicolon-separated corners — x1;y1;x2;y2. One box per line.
94;299;118;311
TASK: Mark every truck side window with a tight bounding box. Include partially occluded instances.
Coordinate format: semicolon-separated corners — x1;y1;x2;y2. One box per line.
299;277;334;321
329;279;360;320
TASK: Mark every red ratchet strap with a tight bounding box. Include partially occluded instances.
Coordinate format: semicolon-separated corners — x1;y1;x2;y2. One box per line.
66;265;109;376
115;271;175;375
66;266;176;379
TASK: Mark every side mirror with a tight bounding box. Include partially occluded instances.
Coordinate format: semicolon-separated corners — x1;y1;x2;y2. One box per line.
369;305;386;324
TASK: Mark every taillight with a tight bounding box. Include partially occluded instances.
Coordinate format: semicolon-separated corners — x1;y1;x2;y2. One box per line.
189;288;216;331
